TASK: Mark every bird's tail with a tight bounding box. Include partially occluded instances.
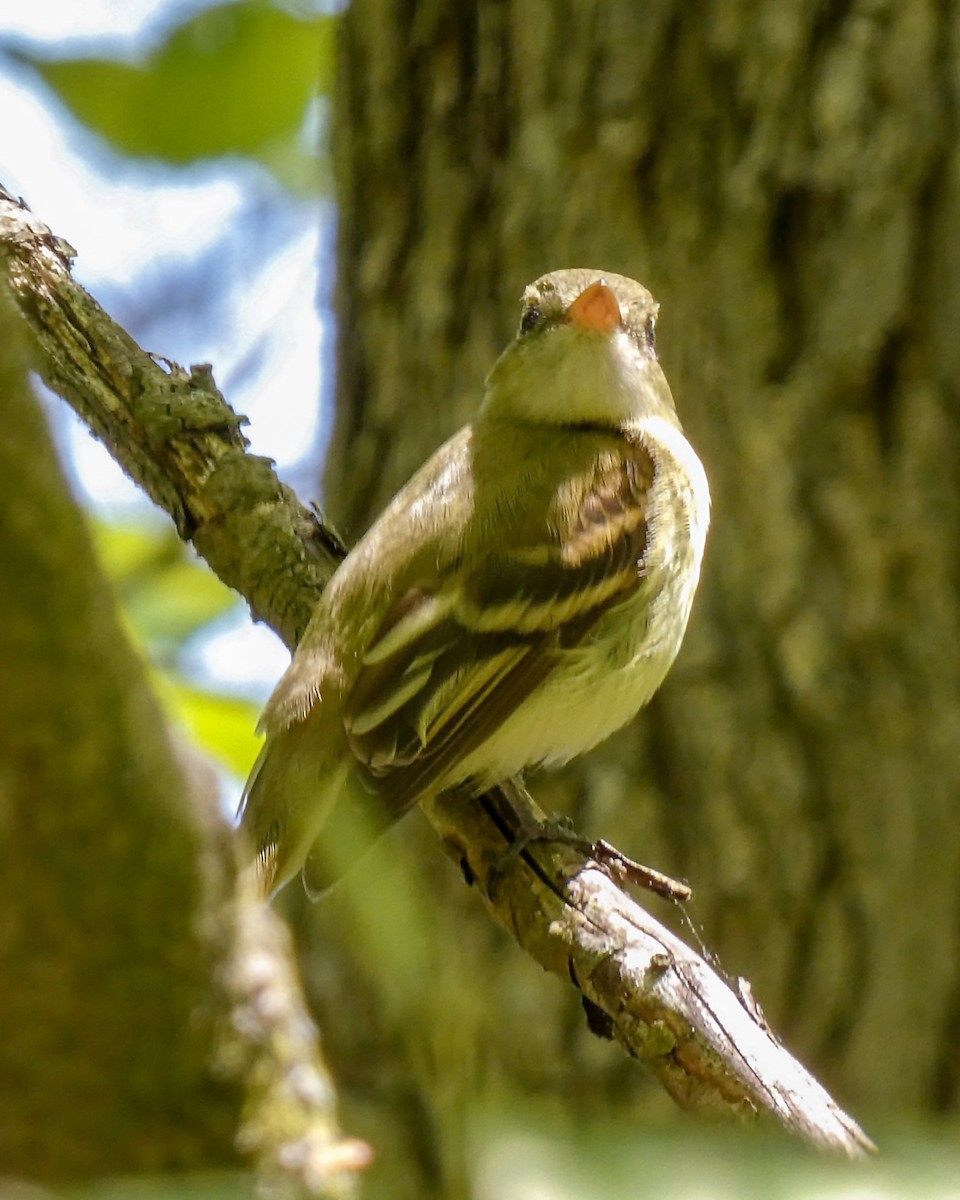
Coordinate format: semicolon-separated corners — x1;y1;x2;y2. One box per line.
299;777;406;898
238;719;344;899
239;720;406;900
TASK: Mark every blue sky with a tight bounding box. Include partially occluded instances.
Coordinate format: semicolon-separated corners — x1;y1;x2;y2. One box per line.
0;0;335;694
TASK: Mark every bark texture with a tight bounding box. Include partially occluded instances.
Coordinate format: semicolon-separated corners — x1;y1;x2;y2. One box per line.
0;293;242;1173
310;0;960;1183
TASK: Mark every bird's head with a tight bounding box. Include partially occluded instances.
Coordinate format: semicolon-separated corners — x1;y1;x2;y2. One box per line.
482;268;679;430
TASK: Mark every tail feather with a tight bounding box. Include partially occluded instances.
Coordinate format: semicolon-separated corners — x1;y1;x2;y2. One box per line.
240;718;409;899
301;777;408;898
239;719;343;898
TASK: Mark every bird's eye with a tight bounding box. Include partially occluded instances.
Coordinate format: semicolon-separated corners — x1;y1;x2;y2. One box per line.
644;314;657;355
519;305;542;335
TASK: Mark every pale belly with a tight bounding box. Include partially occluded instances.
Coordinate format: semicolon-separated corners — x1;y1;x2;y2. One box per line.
459;569;697;785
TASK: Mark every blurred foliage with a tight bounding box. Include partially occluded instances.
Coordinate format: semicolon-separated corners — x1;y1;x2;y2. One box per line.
159;677;262;778
464;1118;960;1200
22;1121;960;1198
8;0;335;192
55;1175;256;1199
97;520;237;651
93;519;261;778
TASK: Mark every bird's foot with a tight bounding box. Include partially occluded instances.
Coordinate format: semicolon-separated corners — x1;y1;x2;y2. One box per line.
488;795;691;904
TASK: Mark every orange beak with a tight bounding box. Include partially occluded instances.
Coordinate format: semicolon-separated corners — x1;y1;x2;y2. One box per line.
566;279;622;332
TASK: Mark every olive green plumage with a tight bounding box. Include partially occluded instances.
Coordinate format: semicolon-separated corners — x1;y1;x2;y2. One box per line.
240;269;710;898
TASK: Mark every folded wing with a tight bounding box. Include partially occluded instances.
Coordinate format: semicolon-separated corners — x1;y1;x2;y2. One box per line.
343;440;656;816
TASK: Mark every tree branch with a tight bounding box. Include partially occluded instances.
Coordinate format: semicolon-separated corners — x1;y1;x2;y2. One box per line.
0;186;874;1159
0;184;342;649
425;781;874;1156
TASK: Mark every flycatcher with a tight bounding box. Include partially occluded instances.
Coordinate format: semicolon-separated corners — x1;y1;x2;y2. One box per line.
241;269;710;898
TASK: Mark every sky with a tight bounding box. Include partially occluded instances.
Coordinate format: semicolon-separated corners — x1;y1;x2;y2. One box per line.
0;0;334;695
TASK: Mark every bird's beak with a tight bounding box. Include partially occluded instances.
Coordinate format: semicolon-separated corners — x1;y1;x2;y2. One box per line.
566;280;622;332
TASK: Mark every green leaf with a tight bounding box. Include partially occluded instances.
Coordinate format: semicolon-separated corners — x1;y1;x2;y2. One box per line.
93;521;262;775
14;1;335;179
125;556;238;647
160;675;262;778
94;521;238;648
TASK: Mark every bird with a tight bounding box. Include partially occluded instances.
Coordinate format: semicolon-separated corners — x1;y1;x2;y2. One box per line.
240;268;710;899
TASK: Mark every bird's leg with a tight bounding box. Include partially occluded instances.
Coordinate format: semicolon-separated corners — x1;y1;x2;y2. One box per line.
482;777;692;903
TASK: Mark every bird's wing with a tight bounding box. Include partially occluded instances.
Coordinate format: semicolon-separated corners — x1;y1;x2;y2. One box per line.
342;439;656;817
256;428;476;739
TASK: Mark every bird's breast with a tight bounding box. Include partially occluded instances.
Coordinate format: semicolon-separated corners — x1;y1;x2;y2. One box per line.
467;421;709;781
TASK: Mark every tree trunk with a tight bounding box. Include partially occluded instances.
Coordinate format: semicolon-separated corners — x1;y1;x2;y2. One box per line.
0;294;245;1173
0;247;356;1195
304;1;960;1185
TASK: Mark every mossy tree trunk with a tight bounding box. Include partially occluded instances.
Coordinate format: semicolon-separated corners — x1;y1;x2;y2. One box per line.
298;1;960;1189
0;297;245;1174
